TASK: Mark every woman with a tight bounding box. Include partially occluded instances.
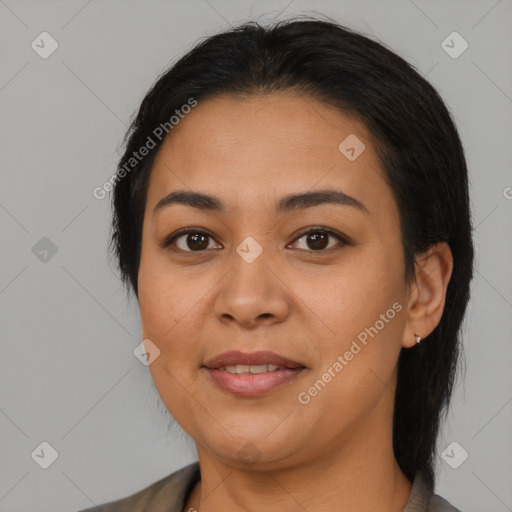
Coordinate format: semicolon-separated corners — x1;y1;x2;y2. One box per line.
80;18;473;512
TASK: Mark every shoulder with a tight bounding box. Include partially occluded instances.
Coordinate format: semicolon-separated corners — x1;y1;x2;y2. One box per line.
429;494;463;512
76;461;200;512
404;470;463;512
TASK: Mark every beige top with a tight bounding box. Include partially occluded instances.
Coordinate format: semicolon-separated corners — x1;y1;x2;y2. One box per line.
78;462;462;512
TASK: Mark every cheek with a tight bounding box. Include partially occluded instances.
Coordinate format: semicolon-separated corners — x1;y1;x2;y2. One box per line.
138;246;193;336
305;252;406;391
138;255;210;376
312;256;403;334
138;267;202;422
138;273;172;338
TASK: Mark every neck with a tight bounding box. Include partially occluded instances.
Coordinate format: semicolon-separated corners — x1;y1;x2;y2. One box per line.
184;392;412;512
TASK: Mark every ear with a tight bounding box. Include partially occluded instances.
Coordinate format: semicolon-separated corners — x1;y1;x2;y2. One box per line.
402;242;453;348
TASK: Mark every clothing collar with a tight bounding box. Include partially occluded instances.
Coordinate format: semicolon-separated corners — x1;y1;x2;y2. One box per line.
175;463;433;512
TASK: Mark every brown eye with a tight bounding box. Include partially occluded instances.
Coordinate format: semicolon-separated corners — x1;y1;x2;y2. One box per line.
162;229;222;253
163;227;349;254
179;232;209;251
290;228;348;252
304;232;329;250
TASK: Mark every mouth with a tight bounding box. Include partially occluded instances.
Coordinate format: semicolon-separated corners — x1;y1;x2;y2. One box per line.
202;350;307;396
215;363;292;374
203;350;306;370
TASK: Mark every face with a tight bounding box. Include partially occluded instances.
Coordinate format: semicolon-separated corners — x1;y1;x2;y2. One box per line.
138;92;411;470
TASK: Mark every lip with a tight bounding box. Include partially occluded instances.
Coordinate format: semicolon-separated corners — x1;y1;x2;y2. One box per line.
204;367;307;396
202;350;307;397
203;350;305;369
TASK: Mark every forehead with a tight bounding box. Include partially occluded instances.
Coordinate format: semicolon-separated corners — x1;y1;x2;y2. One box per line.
146;93;390;215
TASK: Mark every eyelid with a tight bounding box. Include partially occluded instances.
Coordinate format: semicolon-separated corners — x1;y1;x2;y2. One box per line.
161;226;351;253
289;226;351;250
160;227;218;251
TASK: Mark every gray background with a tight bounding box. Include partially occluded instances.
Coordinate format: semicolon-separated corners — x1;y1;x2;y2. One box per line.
0;0;511;511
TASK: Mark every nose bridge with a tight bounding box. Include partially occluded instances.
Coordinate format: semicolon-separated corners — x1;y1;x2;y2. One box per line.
214;237;290;327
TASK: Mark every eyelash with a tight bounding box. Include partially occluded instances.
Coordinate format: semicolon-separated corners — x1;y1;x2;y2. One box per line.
161;226;351;254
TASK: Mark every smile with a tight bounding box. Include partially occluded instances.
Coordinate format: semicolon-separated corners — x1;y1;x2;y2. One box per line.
219;364;281;374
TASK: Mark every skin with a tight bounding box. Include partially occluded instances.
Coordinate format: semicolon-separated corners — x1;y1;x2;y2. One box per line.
137;92;453;512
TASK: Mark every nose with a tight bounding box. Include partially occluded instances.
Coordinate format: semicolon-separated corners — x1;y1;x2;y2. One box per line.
213;250;291;329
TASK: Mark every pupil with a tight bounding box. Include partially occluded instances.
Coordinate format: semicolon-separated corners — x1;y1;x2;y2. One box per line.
188;233;208;251
308;232;328;250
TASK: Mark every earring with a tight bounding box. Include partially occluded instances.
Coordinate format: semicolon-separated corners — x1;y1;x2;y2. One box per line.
415;334;422;344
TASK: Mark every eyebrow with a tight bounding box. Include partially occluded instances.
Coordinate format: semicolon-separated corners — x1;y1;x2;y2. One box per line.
153;189;369;216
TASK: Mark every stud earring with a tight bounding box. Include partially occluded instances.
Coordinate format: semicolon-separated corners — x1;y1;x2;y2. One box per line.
415;334;422;344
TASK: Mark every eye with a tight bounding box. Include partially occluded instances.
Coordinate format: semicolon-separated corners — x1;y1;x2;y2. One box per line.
288;227;349;252
161;226;350;254
162;228;222;253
